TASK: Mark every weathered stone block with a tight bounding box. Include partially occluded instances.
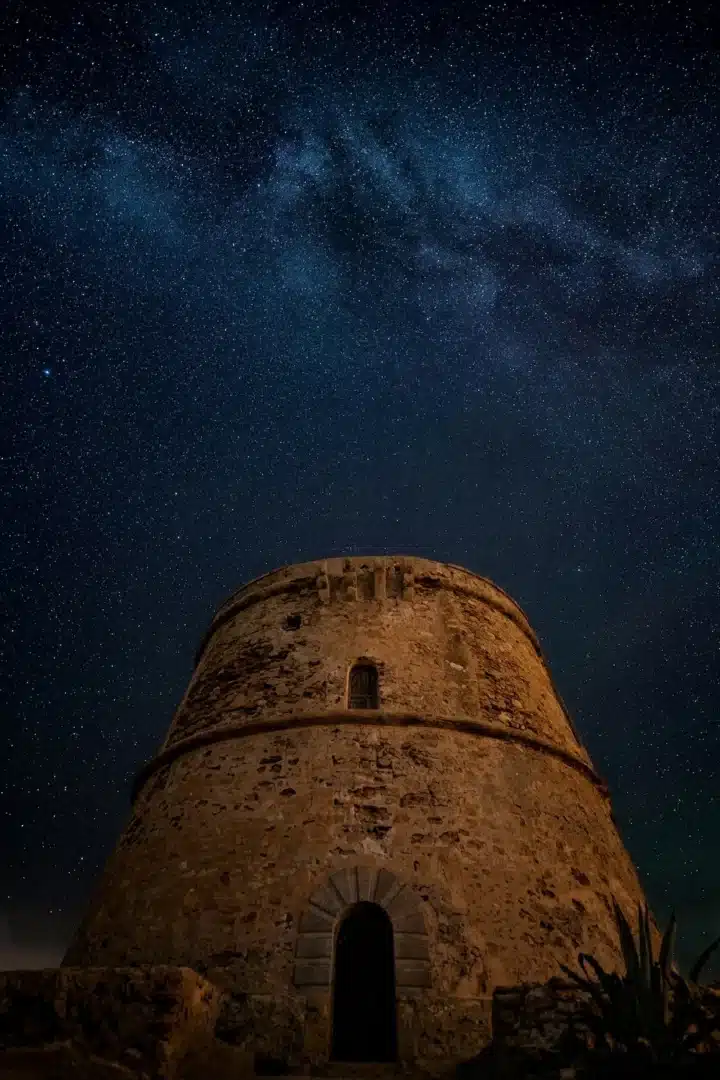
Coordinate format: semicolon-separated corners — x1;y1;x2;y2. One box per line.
328;867;357;904
308;885;344;917
0;967;222;1079
356;864;377;901
298;907;334;933
394;933;431;960
396;960;432;988
292;960;330;987
295;934;332;959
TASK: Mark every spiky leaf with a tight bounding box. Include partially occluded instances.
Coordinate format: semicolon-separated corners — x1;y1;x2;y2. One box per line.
688;934;720;983
557;899;718;1066
614;900;641;981
638;904;652;990
658;910;676;981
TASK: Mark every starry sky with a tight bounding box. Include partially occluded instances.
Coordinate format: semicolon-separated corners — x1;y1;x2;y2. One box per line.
1;0;718;978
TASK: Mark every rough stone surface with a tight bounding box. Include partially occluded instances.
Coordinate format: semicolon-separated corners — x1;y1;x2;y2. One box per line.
60;556;648;1069
475;978;720;1078
0;966;222;1078
489;977;596;1072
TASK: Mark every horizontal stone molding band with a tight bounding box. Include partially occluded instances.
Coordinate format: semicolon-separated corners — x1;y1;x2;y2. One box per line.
132;709;609;803
193;571;541;668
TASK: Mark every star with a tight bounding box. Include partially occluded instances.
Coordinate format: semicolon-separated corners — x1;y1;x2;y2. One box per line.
0;0;718;980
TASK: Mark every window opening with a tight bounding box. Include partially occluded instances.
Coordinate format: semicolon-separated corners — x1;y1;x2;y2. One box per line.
348;663;378;709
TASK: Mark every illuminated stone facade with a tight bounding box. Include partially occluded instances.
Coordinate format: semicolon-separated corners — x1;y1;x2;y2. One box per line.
63;556;647;1070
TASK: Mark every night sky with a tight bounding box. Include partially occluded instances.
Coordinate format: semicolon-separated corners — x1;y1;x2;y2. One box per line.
2;0;719;978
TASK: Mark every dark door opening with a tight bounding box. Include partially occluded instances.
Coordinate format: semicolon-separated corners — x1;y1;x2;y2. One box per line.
331;901;397;1062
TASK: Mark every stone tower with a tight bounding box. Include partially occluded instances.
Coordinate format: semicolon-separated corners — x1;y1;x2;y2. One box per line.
64;556;646;1069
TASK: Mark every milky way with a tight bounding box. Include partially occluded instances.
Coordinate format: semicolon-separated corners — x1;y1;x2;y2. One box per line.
1;1;718;972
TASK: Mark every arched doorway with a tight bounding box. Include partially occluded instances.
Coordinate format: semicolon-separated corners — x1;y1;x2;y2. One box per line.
331;901;397;1062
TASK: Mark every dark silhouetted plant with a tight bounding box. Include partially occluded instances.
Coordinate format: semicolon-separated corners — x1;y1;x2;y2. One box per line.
559;901;720;1065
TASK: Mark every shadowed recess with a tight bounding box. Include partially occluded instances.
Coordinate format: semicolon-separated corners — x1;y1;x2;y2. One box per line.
331;902;397;1063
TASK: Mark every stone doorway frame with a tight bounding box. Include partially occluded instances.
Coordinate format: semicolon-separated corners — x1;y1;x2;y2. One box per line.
293;866;430;1062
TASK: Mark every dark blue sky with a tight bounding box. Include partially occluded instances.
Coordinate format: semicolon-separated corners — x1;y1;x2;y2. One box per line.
1;0;718;975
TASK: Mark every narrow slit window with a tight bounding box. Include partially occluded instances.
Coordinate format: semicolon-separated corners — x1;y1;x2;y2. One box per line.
348;664;379;709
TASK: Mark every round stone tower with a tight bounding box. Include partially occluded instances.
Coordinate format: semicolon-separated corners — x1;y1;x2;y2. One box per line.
65;556;646;1068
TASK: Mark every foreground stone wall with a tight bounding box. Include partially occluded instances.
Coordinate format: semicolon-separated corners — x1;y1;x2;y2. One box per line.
484;977;720;1078
63;556;647;1067
0;967;223;1079
488;978;595;1075
2;968;717;1079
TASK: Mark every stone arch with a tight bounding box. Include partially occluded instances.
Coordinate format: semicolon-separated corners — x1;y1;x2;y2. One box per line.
293;866;430;990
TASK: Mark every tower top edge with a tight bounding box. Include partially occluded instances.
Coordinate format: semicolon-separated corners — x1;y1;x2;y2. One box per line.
210;555;529;626
196;557;586;757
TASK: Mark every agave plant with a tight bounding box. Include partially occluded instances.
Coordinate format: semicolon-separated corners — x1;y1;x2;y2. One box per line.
559;901;720;1064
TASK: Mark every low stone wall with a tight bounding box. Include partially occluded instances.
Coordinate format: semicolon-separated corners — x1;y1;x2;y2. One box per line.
474;977;720;1078
212;984;490;1075
0;967;223;1079
396;994;491;1071
1;966;716;1079
486;977;593;1076
212;984;306;1069
0;965;488;1078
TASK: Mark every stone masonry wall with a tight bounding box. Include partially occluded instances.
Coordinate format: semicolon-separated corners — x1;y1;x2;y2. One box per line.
159;557;590;762
63;556;647;1067
489;977;596;1075
485;978;720;1078
69;728;641;990
0;966;223;1079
